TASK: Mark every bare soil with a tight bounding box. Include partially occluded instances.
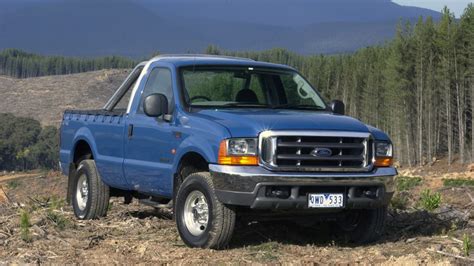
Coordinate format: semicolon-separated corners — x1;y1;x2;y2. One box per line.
1;165;474;264
0;70;129;126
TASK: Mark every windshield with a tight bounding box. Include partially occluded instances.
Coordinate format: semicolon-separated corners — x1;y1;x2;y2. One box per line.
181;67;327;110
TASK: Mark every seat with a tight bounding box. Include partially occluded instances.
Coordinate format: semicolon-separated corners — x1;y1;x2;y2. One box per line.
235;89;259;104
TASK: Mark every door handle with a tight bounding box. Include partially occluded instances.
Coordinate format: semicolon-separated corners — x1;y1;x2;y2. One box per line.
128;124;134;139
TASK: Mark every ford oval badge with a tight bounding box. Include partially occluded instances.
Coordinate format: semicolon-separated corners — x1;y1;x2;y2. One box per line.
311;148;332;157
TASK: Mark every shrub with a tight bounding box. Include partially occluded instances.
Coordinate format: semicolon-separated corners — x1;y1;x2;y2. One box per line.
0;113;59;171
419;189;441;211
396;176;422;191
49;196;65;210
19;210;31;242
46;210;69;230
443;178;474;187
7;180;20;189
464;233;472;257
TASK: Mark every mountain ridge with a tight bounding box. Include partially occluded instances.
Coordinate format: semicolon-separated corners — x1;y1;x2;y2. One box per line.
0;0;442;56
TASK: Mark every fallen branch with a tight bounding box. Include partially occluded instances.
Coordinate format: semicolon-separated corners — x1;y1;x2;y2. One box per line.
0;186;13;204
466;190;474;204
27;196;49;207
0;229;12;237
427;248;474;262
400;224;419;233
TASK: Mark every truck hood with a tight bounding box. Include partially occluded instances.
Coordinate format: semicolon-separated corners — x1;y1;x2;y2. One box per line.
193;109;390;140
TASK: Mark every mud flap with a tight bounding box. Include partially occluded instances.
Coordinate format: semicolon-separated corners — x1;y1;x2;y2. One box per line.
66;163;76;204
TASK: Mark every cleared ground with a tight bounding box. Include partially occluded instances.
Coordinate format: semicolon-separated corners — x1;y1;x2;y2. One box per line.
0;162;473;264
0;70;129;126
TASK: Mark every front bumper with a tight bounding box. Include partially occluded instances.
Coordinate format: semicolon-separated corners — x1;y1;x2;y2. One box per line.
210;165;397;210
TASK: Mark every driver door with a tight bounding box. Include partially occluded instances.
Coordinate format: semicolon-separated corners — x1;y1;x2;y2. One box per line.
123;67;176;197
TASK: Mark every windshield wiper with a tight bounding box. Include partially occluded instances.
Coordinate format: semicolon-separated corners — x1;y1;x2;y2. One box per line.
271;104;327;110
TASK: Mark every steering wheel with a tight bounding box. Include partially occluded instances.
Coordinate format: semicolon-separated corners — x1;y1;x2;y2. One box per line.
190;95;212;102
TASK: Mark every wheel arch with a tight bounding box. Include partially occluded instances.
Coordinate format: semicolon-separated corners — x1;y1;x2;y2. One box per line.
173;151;210;196
72;139;95;167
70;127;99;167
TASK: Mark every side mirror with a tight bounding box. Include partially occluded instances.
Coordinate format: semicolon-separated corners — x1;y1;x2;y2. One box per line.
143;93;168;117
330;100;345;115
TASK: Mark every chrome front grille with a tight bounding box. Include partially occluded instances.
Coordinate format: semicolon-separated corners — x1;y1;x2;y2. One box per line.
259;131;373;172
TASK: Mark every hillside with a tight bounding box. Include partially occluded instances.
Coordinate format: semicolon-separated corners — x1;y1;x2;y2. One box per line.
0;70;129;126
0;0;441;56
139;0;440;26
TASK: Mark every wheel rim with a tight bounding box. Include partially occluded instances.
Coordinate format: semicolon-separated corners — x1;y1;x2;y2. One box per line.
76;174;89;212
183;190;209;236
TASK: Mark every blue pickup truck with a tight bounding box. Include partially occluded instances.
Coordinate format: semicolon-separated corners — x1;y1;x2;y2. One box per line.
60;55;396;249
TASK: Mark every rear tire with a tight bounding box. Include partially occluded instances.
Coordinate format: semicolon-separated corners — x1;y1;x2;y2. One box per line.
175;172;236;249
71;160;110;220
335;206;387;244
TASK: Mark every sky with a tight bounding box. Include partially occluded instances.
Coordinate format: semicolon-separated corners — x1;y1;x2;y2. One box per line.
394;0;472;17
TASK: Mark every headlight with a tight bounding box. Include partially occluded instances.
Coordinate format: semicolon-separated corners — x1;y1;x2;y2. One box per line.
227;138;257;155
374;141;393;167
218;138;258;165
375;142;392;157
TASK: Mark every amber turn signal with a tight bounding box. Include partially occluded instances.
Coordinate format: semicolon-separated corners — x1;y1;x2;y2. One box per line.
218;141;258;165
374;157;393;167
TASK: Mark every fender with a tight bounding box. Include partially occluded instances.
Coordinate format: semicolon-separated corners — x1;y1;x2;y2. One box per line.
172;109;232;175
172;139;216;175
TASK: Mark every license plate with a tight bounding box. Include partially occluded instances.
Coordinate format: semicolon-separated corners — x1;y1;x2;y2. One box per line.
308;193;344;208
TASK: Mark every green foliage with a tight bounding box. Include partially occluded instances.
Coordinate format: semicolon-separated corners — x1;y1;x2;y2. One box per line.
0;48;136;78
396;176;422;191
418;189;441;211
200;4;474;166
46;210;69;230
45;197;68;230
7;180;21;189
464;233;472;257
0;114;58;171
48;196;66;210
443;178;474;187
28;126;59;170
19;210;31;242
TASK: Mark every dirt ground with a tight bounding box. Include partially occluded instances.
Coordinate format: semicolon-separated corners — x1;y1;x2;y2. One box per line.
1;164;474;264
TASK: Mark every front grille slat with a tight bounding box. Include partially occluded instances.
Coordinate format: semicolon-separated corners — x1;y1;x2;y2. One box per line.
278;142;364;149
259;131;373;172
276;154;364;161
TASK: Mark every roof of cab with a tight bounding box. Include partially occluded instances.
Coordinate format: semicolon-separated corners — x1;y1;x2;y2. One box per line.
148;54;295;70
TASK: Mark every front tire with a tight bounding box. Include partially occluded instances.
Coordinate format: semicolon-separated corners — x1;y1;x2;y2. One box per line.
175;172;236;249
335;206;387;244
71;160;110;220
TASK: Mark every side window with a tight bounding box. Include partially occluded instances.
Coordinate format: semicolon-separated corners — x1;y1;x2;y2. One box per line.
279;73;324;107
138;68;173;113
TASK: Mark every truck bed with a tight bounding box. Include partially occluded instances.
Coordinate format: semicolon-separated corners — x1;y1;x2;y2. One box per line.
60;108;130;189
